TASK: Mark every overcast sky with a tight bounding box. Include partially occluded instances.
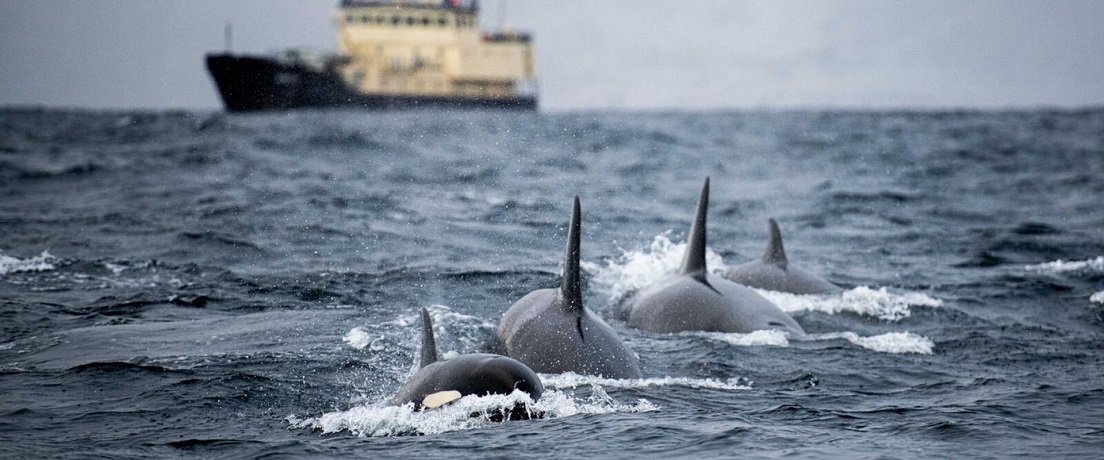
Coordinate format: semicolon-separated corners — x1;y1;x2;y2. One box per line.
1;0;1102;111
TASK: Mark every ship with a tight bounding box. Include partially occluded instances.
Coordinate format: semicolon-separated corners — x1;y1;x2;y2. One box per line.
205;0;538;112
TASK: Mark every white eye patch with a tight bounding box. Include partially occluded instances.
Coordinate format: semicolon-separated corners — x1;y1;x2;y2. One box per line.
422;390;462;409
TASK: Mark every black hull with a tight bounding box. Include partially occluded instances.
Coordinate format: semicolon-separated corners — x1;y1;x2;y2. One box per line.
205;54;538;112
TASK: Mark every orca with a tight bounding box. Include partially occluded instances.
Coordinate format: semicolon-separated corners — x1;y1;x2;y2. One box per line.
724;218;840;295
627;178;805;335
498;197;642;379
390;307;544;408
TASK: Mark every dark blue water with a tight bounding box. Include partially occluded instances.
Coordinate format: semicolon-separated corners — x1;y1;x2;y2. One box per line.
2;108;1102;458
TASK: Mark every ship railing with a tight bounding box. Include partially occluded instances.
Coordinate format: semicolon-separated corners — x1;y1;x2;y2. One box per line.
482;31;532;43
340;0;478;13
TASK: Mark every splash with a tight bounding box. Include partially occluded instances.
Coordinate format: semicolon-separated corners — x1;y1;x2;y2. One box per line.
541;372;752;391
758;286;942;321
1025;256;1104;273
810;331;935;354
0;249;57;275
289;389;658;437
581;232;726;302
1091;291;1104;304
343;327;373;351
348;305;497;356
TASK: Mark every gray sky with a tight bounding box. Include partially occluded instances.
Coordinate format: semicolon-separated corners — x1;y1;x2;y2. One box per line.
2;0;1102;111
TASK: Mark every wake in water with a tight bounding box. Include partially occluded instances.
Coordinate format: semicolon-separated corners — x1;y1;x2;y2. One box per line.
289;388;658;437
583;233;940;353
758;287;942;322
691;329;933;354
540;372;752;391
290;372;761;437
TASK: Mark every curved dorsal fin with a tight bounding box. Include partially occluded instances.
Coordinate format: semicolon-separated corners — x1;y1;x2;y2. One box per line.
762;218;788;269
419;307;438;368
559;196;584;315
680;177;710;276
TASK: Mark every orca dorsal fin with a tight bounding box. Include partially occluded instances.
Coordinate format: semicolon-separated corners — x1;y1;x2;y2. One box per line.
762;218;788;269
559;196;584;315
680;177;710;276
419;307;438;368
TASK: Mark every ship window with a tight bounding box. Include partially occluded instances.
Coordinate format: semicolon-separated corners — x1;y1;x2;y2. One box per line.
376;15;384;24
361;15;369;24
438;17;447;27
345;14;355;23
421;16;430;26
406;16;415;26
391;15;400;25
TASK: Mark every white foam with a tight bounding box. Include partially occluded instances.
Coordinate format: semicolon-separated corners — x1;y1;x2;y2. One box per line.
581;233;727;302
811;331;934;354
1091;291;1104;304
695;329;791;347
103;262;126;275
692;328;933;355
343;327;372;351
0;249;56;275
758;286;942;321
541;372;752;391
289;389;657;437
1025;256;1104;273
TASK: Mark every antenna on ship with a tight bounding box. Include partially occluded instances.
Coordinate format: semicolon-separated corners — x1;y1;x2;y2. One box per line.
224;23;233;54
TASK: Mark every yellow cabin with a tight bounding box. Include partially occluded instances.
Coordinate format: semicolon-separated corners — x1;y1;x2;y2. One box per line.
337;0;537;100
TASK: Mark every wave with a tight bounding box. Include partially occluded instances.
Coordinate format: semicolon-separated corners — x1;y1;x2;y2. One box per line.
540;373;752;391
693;329;934;354
1092;291;1104;304
694;329;791;347
758;286;943;321
1024;256;1104;273
0;249;57;275
809;331;934;354
288;388;657;437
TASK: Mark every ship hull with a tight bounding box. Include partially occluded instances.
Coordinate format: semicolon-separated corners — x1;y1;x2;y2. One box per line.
205;54;538;112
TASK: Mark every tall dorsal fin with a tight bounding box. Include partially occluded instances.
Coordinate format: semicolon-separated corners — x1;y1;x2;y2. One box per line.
680;177;710;276
559;196;584;315
419;307;438;368
762;218;788;269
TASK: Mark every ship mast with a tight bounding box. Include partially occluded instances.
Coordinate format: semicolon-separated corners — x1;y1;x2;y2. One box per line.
224;23;233;53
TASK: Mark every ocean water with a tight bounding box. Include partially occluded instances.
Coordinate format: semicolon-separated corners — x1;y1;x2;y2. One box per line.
1;107;1102;458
